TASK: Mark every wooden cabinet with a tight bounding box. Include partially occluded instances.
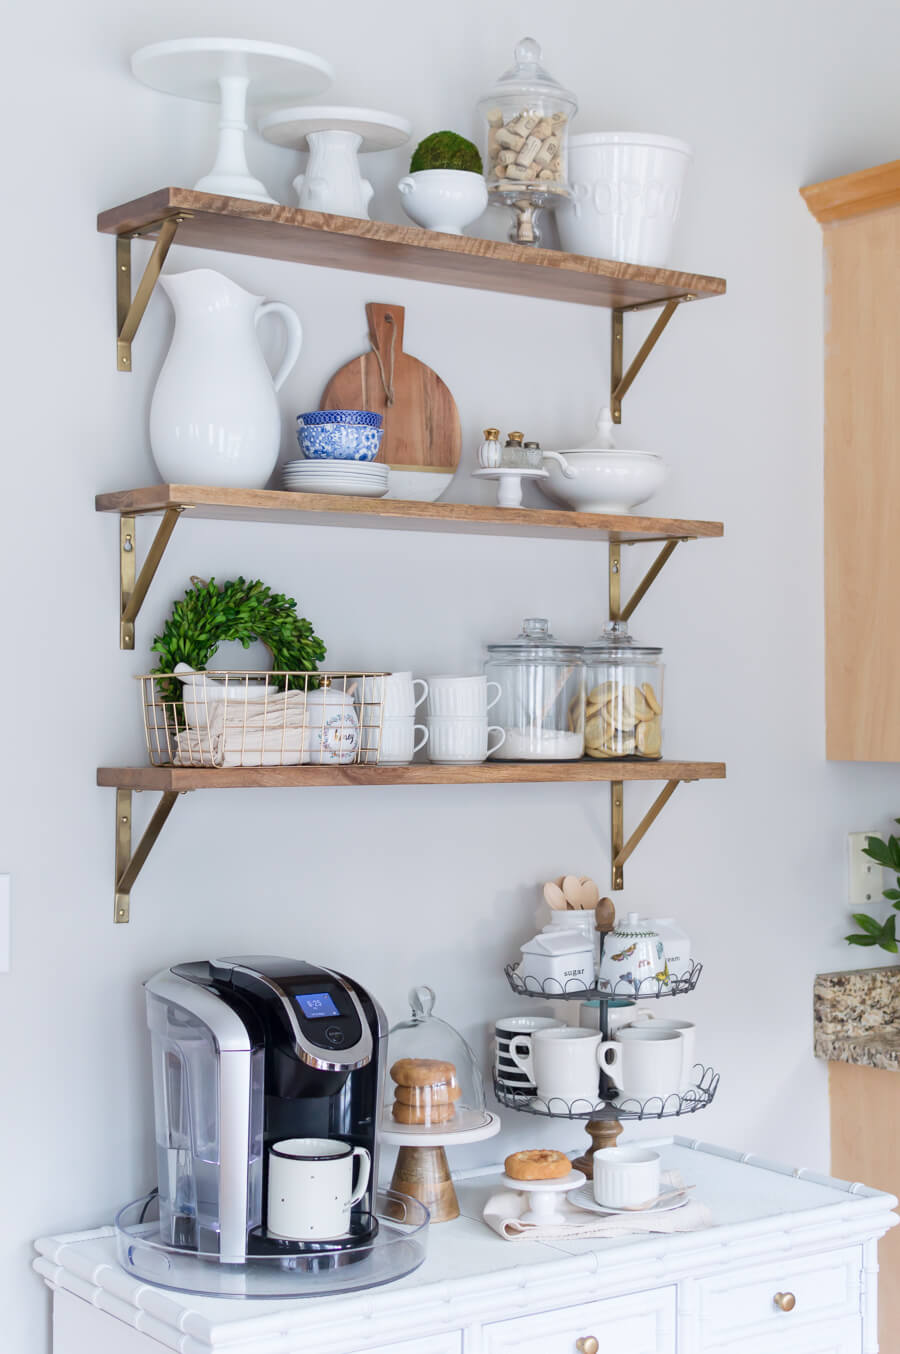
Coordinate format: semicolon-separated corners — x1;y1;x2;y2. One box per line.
802;160;900;760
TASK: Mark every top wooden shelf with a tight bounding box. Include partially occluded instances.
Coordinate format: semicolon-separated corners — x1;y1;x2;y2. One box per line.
801;159;900;224
98;188;727;311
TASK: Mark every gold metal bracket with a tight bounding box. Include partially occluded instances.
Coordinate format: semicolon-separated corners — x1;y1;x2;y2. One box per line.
609;540;682;623
114;788;181;922
609;779;681;890
120;507;185;649
610;294;696;424
116;215;191;371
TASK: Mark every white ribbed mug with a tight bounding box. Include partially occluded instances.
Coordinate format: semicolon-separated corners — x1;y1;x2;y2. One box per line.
425;675;502;718
592;1146;661;1209
426;717;505;763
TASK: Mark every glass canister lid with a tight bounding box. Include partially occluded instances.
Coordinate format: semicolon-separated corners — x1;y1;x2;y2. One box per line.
384;986;490;1134
583;620;662;660
486;617;583;659
480;36;577;114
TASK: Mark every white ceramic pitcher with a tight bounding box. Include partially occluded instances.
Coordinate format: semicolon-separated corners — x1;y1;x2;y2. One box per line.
150;269;303;489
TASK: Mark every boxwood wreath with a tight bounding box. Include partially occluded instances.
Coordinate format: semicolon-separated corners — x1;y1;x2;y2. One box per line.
152;577;326;702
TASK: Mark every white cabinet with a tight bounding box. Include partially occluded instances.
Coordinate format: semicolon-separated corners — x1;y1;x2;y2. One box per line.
482;1287;675;1354
705;1316;861;1354
369;1338;461;1354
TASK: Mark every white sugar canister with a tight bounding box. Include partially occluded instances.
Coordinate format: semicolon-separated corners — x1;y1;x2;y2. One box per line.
518;929;593;993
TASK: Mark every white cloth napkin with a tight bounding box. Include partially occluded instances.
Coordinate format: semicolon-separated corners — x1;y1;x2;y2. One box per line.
174;691;312;767
483;1171;713;1241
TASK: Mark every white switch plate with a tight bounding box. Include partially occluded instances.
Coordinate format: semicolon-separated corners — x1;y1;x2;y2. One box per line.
0;875;9;972
848;832;884;906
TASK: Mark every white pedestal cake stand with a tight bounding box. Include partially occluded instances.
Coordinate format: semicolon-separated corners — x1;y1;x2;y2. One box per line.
130;37;335;204
380;1112;501;1223
259;106;412;218
473;466;549;508
499;1169;586;1223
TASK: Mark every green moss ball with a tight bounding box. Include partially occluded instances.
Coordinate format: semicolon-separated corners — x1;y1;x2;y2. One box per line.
410;131;483;175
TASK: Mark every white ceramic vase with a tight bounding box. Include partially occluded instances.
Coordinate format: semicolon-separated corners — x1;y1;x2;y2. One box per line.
294;129;374;218
150;269;303;489
397;170;488;235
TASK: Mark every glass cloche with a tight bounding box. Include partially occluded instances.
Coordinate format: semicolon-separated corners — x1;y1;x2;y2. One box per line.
477;37;578;246
383;987;491;1134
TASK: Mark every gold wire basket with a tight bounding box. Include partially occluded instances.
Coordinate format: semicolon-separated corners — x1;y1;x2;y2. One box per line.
140;671;389;768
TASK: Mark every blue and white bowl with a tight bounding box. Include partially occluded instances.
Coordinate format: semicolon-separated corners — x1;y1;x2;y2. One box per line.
298;422;384;461
298;409;383;429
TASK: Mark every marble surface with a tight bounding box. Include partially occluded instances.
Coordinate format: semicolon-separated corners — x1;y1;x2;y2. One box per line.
814;965;900;1069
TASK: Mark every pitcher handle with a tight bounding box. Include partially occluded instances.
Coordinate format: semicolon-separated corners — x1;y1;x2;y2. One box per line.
256;301;303;392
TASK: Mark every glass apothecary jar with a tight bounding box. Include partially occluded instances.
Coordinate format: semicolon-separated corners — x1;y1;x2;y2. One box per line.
485;617;584;759
582;621;664;760
477;37;577;246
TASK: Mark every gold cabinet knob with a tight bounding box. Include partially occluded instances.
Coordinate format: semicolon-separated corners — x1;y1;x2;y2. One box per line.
576;1340;599;1354
773;1292;796;1312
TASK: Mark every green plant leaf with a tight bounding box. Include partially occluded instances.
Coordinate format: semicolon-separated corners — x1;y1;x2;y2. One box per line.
851;912;884;936
863;836;892;866
884;889;900;901
882;915;898;941
846;934;879;946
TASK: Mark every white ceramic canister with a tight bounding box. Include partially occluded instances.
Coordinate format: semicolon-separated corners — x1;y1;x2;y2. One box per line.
518;929;594;993
150;269;303;490
645;916;691;974
597;912;667;994
302;686;360;764
557;132;693;267
543;911;599;978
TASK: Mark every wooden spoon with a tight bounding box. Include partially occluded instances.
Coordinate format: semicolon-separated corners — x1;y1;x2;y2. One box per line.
543;881;568;910
579;877;600;908
562;875;584;909
595;896;616;933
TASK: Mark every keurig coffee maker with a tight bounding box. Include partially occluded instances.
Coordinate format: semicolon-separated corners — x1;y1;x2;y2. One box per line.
144;956;387;1266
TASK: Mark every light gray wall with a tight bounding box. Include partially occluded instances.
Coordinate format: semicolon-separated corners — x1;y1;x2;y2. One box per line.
5;0;900;1347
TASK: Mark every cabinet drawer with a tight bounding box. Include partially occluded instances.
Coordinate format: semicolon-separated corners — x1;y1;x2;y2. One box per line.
697;1245;861;1344
705;1314;861;1354
365;1337;462;1354
483;1286;675;1354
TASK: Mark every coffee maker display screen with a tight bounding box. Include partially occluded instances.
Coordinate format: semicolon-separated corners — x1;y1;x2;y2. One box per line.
295;991;341;1020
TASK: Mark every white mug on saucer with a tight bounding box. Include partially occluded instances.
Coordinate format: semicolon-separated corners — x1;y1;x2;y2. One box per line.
508;1027;605;1108
593;1145;661;1209
267;1137;371;1240
599;1027;684;1101
627;1011;697;1089
425;675;502;718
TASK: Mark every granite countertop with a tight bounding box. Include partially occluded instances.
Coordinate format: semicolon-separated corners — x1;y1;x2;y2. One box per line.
815;966;900;1069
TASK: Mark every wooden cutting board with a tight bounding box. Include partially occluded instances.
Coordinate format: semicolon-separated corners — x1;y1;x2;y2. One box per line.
319;303;461;472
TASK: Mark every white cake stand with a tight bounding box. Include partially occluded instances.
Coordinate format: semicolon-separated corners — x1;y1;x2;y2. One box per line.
473;466;549;509
131;37;335;204
499;1169;586;1223
259;106;412;218
380;1111;501;1223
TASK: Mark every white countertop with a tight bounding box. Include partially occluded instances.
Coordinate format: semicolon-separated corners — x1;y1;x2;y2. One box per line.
34;1136;898;1354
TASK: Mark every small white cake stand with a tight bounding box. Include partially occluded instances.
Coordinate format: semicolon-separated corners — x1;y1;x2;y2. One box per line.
500;1168;586;1223
380;1111;501;1223
130;37;335;204
259;106;412;218
473;467;549;509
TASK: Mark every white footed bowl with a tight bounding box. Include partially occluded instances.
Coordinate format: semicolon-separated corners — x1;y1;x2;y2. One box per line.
384;470;454;502
398;170;488;235
542;450;667;515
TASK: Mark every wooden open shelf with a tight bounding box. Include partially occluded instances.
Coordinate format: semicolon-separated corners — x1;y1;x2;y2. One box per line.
99;188;726;311
96;484;724;545
98;760;725;791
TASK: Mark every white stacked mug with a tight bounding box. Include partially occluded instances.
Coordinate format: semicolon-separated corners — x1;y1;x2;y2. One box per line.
361;672;428;764
425;675;506;763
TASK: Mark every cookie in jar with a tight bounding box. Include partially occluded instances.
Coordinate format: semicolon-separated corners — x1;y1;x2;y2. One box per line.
582;622;663;760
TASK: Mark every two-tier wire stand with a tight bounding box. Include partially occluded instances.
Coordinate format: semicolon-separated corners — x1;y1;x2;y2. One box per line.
498;962;719;1177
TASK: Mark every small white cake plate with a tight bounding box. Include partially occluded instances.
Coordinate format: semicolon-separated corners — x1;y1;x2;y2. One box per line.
473;466;549;509
380;1111;501;1223
131;37;335;204
500;1169;586;1223
259;106;412;218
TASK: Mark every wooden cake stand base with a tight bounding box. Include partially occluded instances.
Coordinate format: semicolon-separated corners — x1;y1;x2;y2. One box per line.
572;1117;624;1179
381;1111;501;1223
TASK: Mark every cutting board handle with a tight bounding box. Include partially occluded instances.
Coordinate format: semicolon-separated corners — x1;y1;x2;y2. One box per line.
366;303;405;362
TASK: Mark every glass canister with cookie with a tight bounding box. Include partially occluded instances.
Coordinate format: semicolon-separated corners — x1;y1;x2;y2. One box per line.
384;985;492;1132
582;621;664;760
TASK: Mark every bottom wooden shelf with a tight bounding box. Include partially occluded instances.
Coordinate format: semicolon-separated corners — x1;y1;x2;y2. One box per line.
97;759;724;791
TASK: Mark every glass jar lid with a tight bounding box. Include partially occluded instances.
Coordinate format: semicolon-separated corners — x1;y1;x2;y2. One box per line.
582;620;662;660
479;37;577;115
486;616;583;660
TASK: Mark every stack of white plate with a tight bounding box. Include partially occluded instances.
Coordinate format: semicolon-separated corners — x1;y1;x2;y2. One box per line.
282;459;390;498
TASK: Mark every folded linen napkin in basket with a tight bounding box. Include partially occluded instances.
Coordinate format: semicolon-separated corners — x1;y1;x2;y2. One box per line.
483;1171;713;1241
174;691;311;768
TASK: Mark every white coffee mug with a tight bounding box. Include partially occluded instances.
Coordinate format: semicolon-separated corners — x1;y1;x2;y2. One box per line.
509;1027;605;1108
362;715;428;764
579;998;637;1033
627;1011;696;1090
599;1027;684;1101
267;1137;371;1240
425;675;502;718
593;1145;661;1209
361;672;428;717
494;1015;564;1088
426;717;506;763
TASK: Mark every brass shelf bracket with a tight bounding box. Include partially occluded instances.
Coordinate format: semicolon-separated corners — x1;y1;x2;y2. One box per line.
610;293;696;424
609;778;681;890
120;506;185;649
116;214;191;371
608;539;682;623
114;788;181;922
